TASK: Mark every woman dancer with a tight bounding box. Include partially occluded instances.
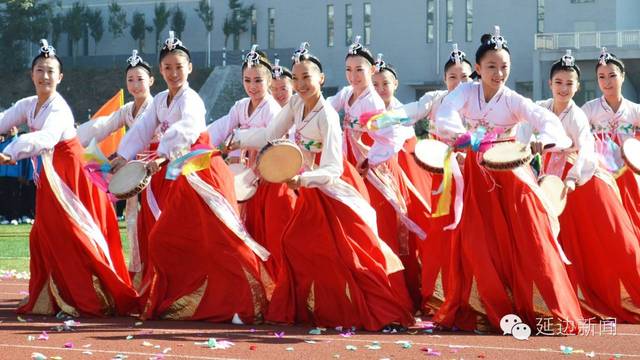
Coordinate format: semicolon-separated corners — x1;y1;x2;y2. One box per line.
111;32;271;323
207;45;295;278
234;43;413;330
433;27;582;332
77;50;154;289
582;48;640;236
0;40;137;316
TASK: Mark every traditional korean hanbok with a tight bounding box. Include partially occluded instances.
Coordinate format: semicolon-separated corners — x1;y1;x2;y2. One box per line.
329;85;430;310
529;99;640;323
0;93;137;316
118;84;271;323
433;82;583;331
78;96;152;288
582;97;640;237
236;94;414;330
394;91;456;313
208;95;295;278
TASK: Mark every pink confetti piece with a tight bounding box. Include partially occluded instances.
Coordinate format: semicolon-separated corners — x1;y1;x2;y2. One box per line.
38;331;49;340
340;331;354;337
274;331;285;338
421;347;442;356
63;342;74;348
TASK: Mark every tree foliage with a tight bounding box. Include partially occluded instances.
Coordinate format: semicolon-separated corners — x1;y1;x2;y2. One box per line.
107;0;127;39
87;9;104;54
130;11;152;53
153;2;170;52
223;0;252;50
171;5;186;38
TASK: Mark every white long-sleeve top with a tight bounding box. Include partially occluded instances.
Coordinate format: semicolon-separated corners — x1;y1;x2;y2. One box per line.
329;85;405;165
388;97;418;143
581;96;640;144
535;99;598;185
207;95;281;157
0;93;76;161
236;94;342;188
400;90;449;129
435;82;571;150
117;84;206;161
77;96;153;147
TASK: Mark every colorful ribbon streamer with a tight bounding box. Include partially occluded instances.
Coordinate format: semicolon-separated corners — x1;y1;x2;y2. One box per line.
165;146;217;180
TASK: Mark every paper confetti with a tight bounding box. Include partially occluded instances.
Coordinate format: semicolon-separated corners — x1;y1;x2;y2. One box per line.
345;345;358;351
17;316;27;322
365;341;381;350
82;351;93;356
142;341;153;347
585;351;595;358
162;348;172;354
125;335;134;340
274;331;285;338
308;327;325;335
27;335;35;341
134;321;143;326
285;347;294;351
395;340;412;349
560;345;573;355
421;347;442;356
38;331;49;340
50;357;63;360
63;342;74;348
305;340;317;344
31;353;47;360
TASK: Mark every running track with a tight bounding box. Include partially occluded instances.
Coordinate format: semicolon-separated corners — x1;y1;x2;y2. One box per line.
1;278;639;359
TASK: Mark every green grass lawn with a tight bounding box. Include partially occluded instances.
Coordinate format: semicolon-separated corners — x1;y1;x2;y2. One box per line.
0;222;130;273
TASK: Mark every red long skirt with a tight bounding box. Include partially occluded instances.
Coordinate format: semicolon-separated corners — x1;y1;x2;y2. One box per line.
559;166;640;323
141;133;270;323
434;150;583;331
243;181;296;279
18;138;137;316
617;169;640;239
266;159;414;330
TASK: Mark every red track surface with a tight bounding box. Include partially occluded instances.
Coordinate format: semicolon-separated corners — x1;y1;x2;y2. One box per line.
1;278;639;360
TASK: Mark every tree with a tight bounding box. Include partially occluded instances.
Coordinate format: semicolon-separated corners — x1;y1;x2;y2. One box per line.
28;1;53;45
223;0;252;50
195;0;213;67
171;5;186;38
0;0;51;70
130;11;152;54
50;5;65;47
87;9;104;55
153;2;170;54
64;2;88;58
108;0;128;39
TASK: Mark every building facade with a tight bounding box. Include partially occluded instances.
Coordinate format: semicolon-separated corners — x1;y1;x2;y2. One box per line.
52;0;639;104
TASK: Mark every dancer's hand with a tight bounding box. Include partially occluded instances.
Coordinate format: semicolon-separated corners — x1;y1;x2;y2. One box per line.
146;157;166;175
530;141;544;155
110;155;127;173
0;153;15;165
286;175;301;190
562;178;576;197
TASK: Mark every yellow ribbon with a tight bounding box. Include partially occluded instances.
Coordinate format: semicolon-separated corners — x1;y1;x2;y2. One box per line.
433;147;455;217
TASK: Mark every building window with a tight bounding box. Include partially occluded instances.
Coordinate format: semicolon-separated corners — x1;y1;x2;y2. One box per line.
426;0;434;43
345;4;353;45
268;8;275;48
571;0;594;3
327;5;335;47
446;0;454;42
537;0;544;33
363;3;372;45
465;0;473;42
251;8;257;44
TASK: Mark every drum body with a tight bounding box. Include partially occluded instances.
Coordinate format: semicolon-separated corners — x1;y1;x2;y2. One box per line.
413;139;449;174
228;163;258;202
538;175;567;216
256;139;303;183
481;142;532;171
622;138;640;174
108;161;151;200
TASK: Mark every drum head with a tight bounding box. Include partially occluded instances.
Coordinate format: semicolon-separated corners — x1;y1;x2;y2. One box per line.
108;161;148;197
228;163;258;202
414;139;449;173
257;141;303;183
482;142;532;171
622;138;640;174
538;175;567;216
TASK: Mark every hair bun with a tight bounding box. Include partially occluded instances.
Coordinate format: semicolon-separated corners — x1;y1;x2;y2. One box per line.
480;34;492;44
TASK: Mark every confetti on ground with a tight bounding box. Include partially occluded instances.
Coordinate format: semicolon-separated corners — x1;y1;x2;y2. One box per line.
63;342;74;348
395;340;412;349
421;347;442;356
17;316;27;322
345;345;358;351
586;351;595;358
125;335;134;340
142;341;154;347
308;327;325;335
27;335;35;341
194;338;235;350
285;347;294;351
111;355;127;360
50;357;63;360
134;321;143;326
340;331;354;337
249;345;257;350
162;347;172;354
365;341;382;350
38;331;49;340
560;345;573;355
274;331;285;338
82;351;93;356
31;353;46;360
